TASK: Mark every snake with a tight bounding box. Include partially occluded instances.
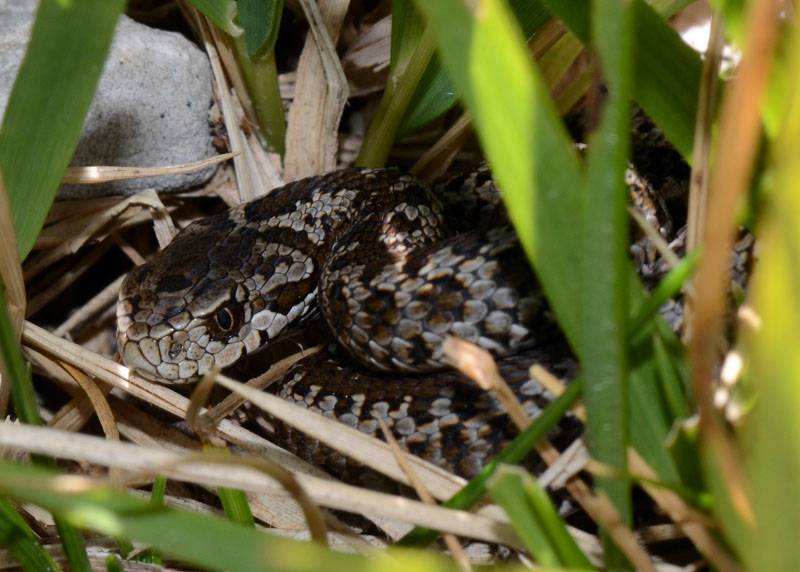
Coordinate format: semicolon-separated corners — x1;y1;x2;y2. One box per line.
116;165;675;478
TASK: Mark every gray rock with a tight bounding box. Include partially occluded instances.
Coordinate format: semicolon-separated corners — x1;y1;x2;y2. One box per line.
0;3;216;198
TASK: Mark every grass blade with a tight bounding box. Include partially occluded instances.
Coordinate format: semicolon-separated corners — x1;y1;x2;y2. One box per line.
0;497;60;572
356;23;437;167
219;487;255;527
235;39;287;155
489;466;593;568
131;476;167;564
0;284;89;570
398;0;552;136
579;3;635;562
0;0;125;259
0;460;472;572
488;468;561;566
211;448;255;528
413;0;684;496
187;0;242;37
53;519;90;572
238;0;283;57
540;0;701;159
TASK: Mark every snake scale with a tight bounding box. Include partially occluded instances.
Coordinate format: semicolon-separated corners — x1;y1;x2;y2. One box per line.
116;165;666;478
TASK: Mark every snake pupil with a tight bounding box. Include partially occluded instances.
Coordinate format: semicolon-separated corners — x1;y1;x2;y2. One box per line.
216;308;233;331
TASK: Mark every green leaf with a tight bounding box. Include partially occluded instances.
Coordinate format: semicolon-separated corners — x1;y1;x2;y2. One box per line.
105;554;123;572
234;39;287;155
0;285;41;427
650;0;696;18
0;461;470;572
488;469;562;567
219;487;255;527
0;497;60;572
54;518;91;572
132;476;167;564
628;251;700;335
188;0;243;37
398;0;552;137
540;0;702;160
150;476;167;507
488;466;593;568
238;0;284;57
579;0;635;553
354;0;428;166
0;0;125;259
0;281;90;570
390;0;427;73
356;25;437;167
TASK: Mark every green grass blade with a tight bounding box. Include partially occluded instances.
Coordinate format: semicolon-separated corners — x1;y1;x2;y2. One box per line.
630;0;701;159
105;554;123;572
1;281;89;570
238;0;283;57
0;0;125;259
579;2;634;555
114;535;135;561
235;39;287;155
540;0;702;160
132;476;167;564
354;0;428;167
389;0;426;72
53;518;90;572
515;473;594;569
398;0;552;137
0;497;60;572
0;460;471;572
489;466;594;568
219;487;255;527
150;476;167;507
187;0;242;37
0;287;40;427
650;0;696;18
487;468;562;567
356;26;437;167
628;250;700;334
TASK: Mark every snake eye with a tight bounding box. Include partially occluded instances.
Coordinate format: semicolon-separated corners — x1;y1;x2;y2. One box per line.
207;303;244;339
216;308;233;330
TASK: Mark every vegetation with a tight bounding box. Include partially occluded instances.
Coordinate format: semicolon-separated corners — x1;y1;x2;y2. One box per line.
0;0;795;569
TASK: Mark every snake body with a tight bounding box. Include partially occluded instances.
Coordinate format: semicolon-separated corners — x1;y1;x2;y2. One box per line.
117;168;551;380
119;162;698;477
117;167;576;476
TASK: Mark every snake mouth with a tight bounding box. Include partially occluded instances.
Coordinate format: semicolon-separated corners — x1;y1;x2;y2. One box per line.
116;329;199;384
116;301;204;384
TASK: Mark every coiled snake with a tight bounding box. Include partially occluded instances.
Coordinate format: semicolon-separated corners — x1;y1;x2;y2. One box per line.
116;166;663;478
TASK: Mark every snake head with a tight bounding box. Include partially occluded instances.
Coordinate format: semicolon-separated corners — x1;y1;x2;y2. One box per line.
117;204;321;384
116;251;265;383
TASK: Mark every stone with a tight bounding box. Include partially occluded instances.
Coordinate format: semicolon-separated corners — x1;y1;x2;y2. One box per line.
0;1;216;198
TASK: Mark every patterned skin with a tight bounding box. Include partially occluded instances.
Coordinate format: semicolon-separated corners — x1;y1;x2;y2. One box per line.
117;168;551;383
117;164;711;477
